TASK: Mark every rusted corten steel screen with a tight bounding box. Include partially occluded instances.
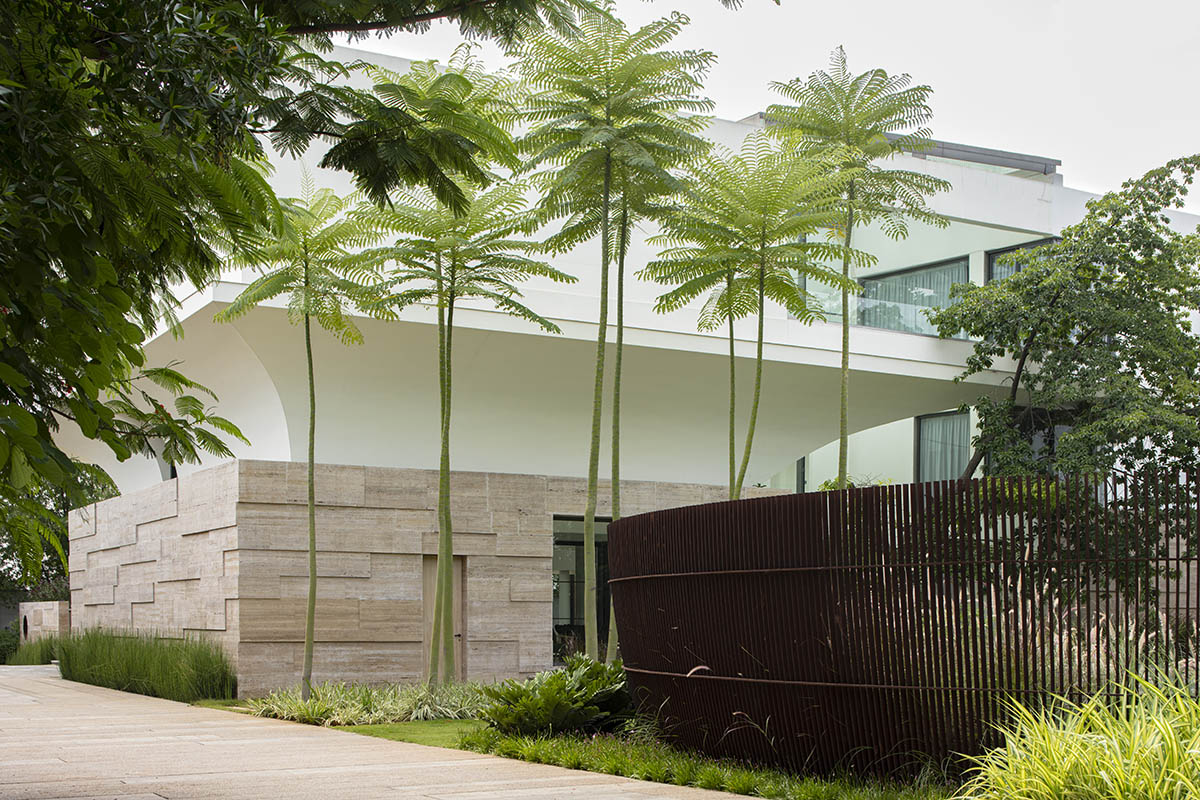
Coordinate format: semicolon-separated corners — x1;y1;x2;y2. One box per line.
608;473;1200;774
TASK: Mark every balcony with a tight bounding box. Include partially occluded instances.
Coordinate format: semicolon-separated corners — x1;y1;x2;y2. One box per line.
803;281;967;339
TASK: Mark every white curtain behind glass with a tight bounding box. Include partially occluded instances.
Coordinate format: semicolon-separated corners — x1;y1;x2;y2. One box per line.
859;259;968;336
988;256;1020;282
918;412;970;482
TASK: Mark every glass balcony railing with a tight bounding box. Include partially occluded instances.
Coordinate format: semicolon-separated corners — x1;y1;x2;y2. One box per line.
800;264;970;339
802;286;963;338
857;296;953;337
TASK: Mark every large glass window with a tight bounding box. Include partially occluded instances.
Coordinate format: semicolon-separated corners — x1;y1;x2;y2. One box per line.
796;272;843;323
986;238;1059;283
858;258;968;336
552;516;610;662
916;411;970;482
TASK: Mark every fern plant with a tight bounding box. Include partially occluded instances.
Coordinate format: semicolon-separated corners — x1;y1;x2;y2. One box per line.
767;47;951;489
480;654;632;736
215;181;381;700
355;179;573;684
641;132;865;498
514;1;714;661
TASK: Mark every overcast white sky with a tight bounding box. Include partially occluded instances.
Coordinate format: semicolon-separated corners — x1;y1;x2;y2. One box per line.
342;0;1200;203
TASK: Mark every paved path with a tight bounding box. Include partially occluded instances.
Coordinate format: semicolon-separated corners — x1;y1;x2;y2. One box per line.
0;666;735;800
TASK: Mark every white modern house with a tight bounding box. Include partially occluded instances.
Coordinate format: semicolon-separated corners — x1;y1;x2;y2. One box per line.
58;47;1190;694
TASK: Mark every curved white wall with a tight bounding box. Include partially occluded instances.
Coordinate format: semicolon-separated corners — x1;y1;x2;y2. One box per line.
55;315;291;493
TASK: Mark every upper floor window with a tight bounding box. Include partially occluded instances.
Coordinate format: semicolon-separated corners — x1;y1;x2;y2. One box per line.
986;238;1059;283
858;257;969;337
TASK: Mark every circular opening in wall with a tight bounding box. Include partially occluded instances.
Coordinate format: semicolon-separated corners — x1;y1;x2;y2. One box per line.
22;615;28;641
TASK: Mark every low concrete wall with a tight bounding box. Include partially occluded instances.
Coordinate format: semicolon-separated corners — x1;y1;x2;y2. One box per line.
18;601;70;643
69;459;781;696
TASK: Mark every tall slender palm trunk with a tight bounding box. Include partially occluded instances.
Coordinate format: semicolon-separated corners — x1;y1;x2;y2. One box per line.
432;268;451;681
727;275;737;500
836;190;856;489
733;266;766;498
301;285;317;701
436;299;456;682
582;153;613;660
606;200;629;663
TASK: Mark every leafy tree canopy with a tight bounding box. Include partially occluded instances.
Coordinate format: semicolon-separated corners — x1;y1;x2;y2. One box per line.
0;0;504;579
930;155;1200;477
266;0;768;39
0;0;770;582
767;46;950;239
0;463;116;601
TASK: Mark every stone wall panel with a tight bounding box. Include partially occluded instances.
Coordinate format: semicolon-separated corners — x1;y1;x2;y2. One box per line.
71;458;784;695
18;601;70;643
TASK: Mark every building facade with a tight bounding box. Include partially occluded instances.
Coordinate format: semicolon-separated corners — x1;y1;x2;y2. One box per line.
59;46;1198;693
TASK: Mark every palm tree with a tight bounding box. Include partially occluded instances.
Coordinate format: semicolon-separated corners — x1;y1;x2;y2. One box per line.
355;180;574;683
352;47;532;684
642;133;866;498
767;47;950;489
603;164;692;661
215;181;378;700
515;2;714;660
362;43;522;179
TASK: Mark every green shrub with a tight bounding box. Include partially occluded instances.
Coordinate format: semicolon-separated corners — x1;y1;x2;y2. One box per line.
248;680;485;726
956;680;1200;800
0;619;20;663
56;629;235;702
480;654;631;736
7;633;61;665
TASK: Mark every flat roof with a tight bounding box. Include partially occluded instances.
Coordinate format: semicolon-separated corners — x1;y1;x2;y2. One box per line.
738;112;1059;176
886;134;1061;175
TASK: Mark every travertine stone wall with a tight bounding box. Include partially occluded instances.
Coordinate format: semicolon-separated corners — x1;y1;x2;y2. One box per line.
17;600;70;642
70;459;782;696
68;461;240;661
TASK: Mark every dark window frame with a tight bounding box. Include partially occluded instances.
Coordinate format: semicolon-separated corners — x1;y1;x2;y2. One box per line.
551;514;614;661
858;254;971;288
985;237;1060;283
857;255;971;338
913;409;971;483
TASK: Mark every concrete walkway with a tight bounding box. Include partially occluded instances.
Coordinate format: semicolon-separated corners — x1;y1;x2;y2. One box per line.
0;666;735;800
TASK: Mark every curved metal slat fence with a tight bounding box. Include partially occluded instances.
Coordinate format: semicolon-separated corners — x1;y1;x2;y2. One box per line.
608;473;1200;774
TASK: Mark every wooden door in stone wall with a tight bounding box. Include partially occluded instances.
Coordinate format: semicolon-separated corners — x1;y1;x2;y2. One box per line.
422;555;464;680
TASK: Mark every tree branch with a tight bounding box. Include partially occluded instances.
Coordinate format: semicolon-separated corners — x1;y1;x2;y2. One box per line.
958;287;1067;482
286;0;504;36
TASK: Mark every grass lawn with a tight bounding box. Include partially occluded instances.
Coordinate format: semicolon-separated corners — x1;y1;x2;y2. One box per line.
456;727;953;800
192;698;253;712
344;719;486;748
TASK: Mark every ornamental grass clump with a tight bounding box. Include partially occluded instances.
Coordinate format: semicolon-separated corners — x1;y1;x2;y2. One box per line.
956;680;1200;800
56;629;235;702
248;680;486;726
7;633;60;665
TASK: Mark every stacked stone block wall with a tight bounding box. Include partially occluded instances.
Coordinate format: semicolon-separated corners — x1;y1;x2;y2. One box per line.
69;459;782;696
17;601;70;643
68;462;240;661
